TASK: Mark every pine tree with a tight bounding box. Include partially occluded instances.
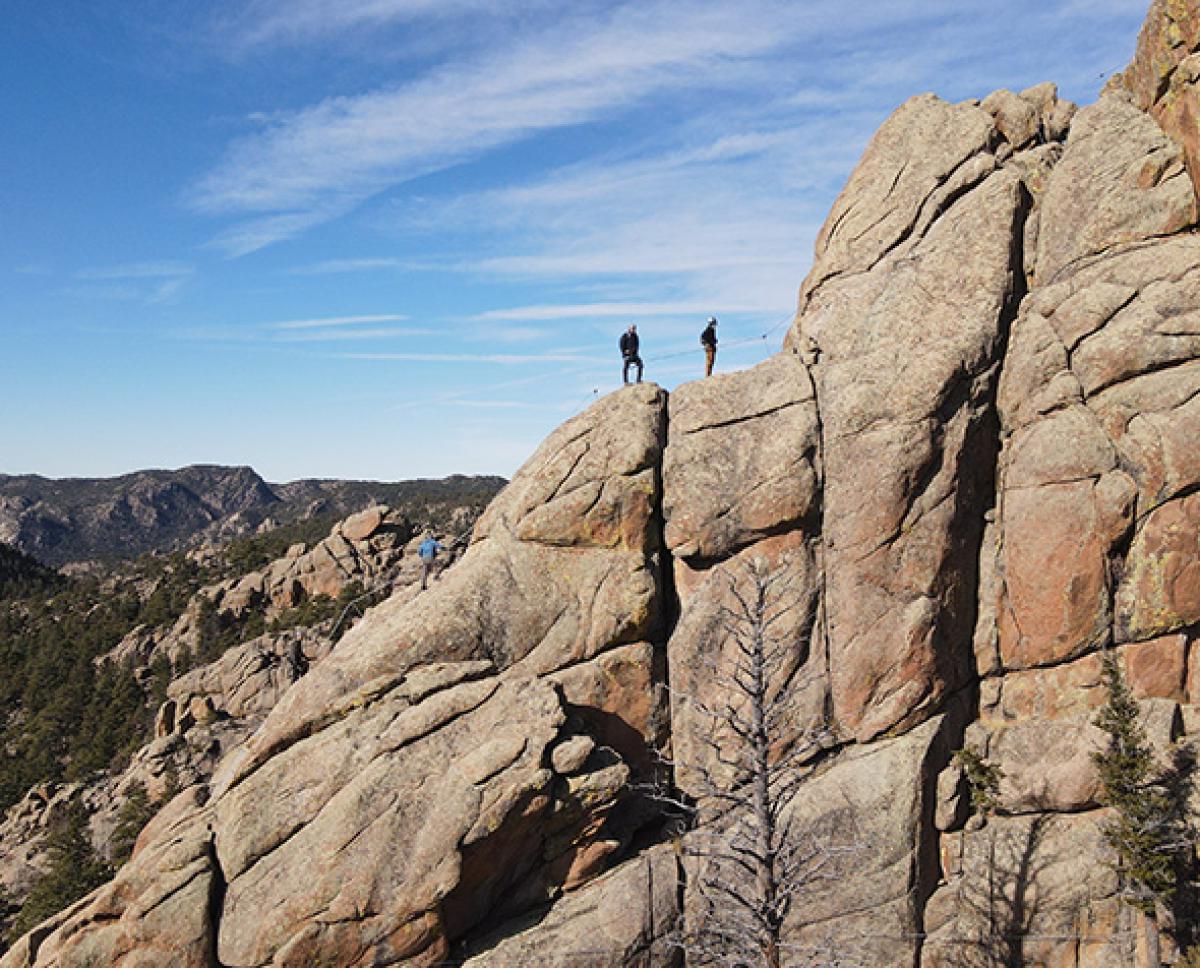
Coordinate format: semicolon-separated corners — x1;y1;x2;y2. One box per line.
1092;649;1187;964
110;782;156;866
7;797;112;944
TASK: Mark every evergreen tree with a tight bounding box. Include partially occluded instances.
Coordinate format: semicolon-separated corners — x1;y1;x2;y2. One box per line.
7;798;112;944
1092;649;1188;964
110;782;156;866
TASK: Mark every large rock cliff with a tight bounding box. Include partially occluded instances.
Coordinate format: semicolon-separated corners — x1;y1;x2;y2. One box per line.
6;2;1200;965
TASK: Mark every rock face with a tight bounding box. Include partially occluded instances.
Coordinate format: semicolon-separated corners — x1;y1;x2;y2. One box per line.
1;385;673;968
7;5;1200;967
0;505;466;919
1115;0;1200;199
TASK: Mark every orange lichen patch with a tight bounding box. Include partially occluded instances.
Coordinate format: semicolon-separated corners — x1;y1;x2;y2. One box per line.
1123;633;1189;701
1115;0;1200;203
1116;492;1200;641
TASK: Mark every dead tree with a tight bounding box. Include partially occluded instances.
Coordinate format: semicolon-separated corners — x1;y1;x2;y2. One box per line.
667;556;865;968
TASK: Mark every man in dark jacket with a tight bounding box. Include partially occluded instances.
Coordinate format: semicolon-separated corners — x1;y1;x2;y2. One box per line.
620;325;643;384
701;316;718;377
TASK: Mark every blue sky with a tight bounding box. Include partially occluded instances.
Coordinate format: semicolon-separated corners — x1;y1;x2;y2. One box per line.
1;0;1149;483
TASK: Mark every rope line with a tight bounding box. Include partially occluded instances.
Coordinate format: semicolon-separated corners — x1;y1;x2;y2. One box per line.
641;310;795;364
571;309;797;410
389;309;796;415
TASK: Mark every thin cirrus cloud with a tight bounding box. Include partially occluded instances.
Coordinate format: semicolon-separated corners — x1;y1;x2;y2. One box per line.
472;301;759;322
70;262;196;306
217;0;505;50
262;313;435;343
286;257;413;275
190;1;801;255
384;110;862;311
376;1;1142;318
342;351;591;365
266;313;410;330
74;261;195;280
272;327;432;342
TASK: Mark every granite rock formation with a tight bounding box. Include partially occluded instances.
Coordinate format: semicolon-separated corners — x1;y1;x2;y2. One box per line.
5;2;1200;965
0;507;467;921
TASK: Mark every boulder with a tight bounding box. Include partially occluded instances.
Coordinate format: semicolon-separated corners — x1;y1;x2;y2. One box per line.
1034;93;1195;285
338;504;387;542
663;353;819;563
1114;0;1200;199
459;846;681;968
793;97;1027;741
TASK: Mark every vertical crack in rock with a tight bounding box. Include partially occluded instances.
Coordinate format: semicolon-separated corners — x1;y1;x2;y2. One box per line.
205;825;229;968
649;388;690;948
800;347;837;743
912;180;1035;968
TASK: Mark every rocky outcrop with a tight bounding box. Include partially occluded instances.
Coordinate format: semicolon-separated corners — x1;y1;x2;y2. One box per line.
7;4;1200;966
0;467;503;566
103;505;416;674
210;504;412;615
0;507;446;919
1115;0;1200;200
2;385;671;968
790;91;1035;745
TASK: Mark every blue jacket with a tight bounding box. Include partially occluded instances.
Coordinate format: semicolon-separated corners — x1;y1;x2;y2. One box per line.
418;538;444;561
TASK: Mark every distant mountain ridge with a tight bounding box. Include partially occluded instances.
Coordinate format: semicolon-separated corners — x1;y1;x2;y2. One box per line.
0;465;506;566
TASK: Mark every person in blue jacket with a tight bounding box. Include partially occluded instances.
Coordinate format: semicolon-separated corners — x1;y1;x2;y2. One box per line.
418;534;445;590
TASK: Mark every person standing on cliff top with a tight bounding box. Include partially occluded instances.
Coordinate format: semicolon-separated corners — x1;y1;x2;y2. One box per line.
620;324;643;384
701;316;718;377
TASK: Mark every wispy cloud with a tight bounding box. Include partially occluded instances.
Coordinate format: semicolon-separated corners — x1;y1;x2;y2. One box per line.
343;351;590;364
74;261;195;280
285;257;413;275
66;262;196;306
267;313;410;330
147;276;191;305
413;122;838;313
491;326;545;343
168;314;428;345
274;326;432;342
193;0;1139;269
473;301;743;322
190;0;799;254
206;209;337;258
445;398;537;410
216;0;505;50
